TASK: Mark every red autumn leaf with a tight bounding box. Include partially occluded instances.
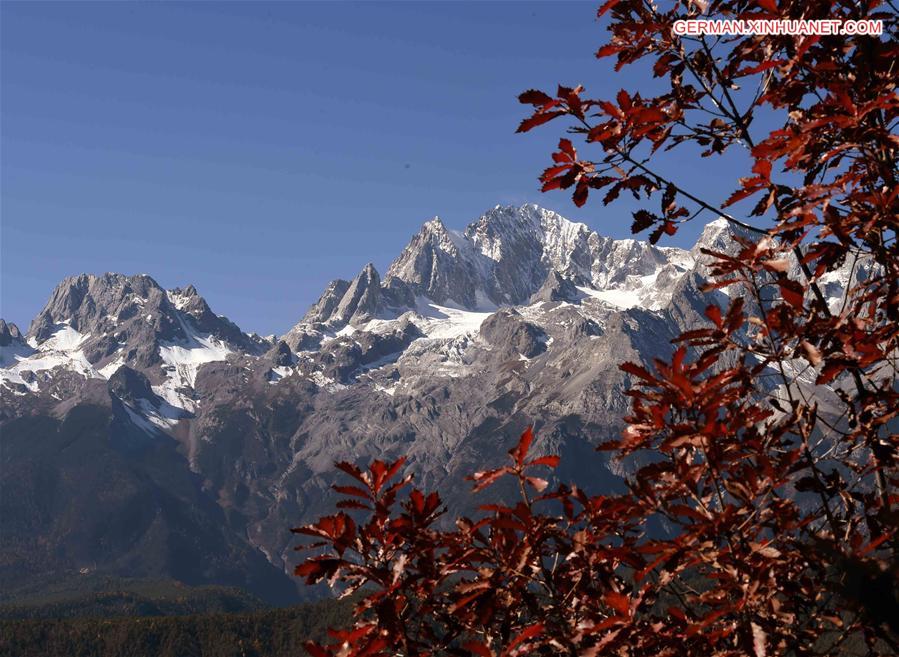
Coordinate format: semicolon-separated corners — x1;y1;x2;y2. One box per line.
333;484;372;499
410;488;426;514
335;461;367;486
503;622;544;655
634;107;667;124
528;455;560;468
857;533;892;556
516;110;566;133
597;0;621;16
518;89;554;106
722;185;762;207
752;158;772;181
596;43;623;59
737;60;784;76
598;99;624;119
369;459;389;491
509;426;535;466
541;164;571;180
779;279;805;311
471;467;511;492
605;591;630;615
632;209;658;234
816;361;844;385
573;180;590;207
541;177;564;192
379;456;407;488
620;361;657;382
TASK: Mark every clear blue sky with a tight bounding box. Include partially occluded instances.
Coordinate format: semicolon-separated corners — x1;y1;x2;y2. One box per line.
1;1;752;336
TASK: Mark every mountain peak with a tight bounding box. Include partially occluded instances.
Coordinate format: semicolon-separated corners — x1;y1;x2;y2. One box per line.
466;204;544;249
0;320;24;347
27;273;166;343
328;203;692;317
7;271;265;398
287;204;758;343
330;263;384;326
690;217;756;260
302;278;352;325
384;213;485;308
168;284;200;300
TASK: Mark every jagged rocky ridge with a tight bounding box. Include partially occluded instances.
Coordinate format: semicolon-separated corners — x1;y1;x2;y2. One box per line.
0;204;861;603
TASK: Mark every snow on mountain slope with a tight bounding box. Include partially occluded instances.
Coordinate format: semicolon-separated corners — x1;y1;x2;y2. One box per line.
352;302;494;342
4;204;860;415
265;205;866;401
160;313;233;385
576;285;644;310
0;274;259;398
0;206;724;402
413;301;496;340
155;315;235;411
0;322;96;392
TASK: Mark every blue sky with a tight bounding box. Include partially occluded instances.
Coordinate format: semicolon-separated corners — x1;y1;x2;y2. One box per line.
1;1;753;336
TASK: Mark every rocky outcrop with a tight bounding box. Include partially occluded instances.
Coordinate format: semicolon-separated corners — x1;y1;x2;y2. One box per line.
334;263;383;325
529;270;582;304
302;279;351;324
480;309;547;359
0;320;24;347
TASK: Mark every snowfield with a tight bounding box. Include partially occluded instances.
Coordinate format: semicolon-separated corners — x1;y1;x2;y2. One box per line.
0;323;95;391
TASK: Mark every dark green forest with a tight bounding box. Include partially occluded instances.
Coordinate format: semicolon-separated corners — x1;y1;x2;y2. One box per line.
0;588;351;657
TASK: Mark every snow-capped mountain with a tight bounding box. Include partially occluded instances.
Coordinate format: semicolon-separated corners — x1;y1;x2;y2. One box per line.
0;204;851;604
296;205;697;330
1;275;269;431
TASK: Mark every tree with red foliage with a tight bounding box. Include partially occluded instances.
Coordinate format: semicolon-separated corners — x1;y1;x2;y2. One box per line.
294;1;898;654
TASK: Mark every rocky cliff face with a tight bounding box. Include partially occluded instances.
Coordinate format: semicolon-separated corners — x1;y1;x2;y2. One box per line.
0;204;853;604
